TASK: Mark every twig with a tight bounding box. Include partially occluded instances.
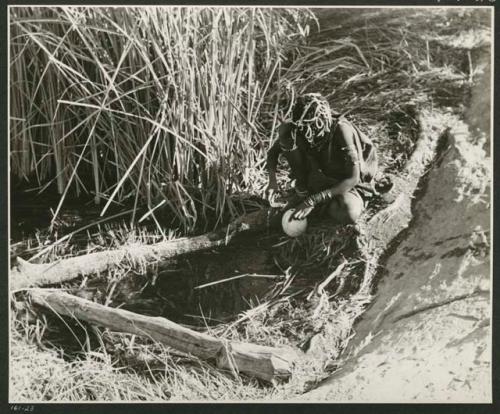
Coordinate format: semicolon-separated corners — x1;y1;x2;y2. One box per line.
392;288;489;323
194;273;280;290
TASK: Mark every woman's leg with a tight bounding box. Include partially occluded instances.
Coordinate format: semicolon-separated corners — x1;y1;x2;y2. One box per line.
327;189;364;224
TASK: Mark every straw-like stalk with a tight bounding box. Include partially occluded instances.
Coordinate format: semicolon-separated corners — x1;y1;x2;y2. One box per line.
10;7;315;232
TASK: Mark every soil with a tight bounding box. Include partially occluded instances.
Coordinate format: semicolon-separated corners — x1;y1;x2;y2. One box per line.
298;31;491;404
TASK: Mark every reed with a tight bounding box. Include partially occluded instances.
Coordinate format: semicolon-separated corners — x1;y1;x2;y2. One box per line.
10;7;315;232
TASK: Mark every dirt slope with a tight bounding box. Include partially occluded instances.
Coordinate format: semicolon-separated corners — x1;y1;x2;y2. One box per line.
298;111;491;402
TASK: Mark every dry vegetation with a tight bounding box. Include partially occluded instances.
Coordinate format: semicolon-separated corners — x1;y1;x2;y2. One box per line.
9;6;491;402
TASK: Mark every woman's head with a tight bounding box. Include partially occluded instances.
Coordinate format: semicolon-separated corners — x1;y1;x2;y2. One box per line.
291;93;333;148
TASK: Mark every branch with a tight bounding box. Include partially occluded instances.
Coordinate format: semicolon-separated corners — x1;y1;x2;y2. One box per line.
30;289;297;382
11;209;279;291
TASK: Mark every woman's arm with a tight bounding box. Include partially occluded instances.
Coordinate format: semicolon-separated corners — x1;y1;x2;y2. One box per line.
266;123;295;190
266;139;282;191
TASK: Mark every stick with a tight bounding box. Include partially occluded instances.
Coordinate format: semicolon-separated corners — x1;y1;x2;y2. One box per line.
30;289;296;382
194;273;279;290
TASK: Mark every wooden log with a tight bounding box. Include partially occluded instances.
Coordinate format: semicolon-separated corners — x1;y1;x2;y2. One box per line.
11;208;279;291
29;289;296;382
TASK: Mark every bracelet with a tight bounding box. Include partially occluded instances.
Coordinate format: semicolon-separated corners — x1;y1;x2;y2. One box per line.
306;190;333;207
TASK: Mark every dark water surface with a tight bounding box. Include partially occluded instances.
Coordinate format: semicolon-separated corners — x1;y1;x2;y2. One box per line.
101;232;284;327
10;187;285;328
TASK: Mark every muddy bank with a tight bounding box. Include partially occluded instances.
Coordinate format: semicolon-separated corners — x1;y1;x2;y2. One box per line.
298;111;491;402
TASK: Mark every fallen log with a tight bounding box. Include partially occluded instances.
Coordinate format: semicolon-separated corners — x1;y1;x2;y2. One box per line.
30;289;297;382
11;209;278;291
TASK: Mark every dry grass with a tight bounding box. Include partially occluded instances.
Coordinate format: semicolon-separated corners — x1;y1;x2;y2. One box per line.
277;7;490;172
11;324;272;401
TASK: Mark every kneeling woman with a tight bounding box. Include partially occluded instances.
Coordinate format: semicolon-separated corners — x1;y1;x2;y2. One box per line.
266;93;378;224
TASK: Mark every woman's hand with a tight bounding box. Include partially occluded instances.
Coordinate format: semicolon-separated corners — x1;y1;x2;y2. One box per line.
265;181;283;208
292;201;314;220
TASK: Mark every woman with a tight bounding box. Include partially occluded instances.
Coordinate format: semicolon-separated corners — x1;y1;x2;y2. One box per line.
266;93;378;224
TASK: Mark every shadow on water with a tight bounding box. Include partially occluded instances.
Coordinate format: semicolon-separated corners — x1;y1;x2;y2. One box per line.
111;233;284;327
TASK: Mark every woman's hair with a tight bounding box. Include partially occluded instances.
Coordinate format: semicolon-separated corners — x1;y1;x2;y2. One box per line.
291;93;334;148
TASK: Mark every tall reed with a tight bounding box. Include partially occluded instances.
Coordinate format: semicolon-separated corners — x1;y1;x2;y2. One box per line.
10;7;314;231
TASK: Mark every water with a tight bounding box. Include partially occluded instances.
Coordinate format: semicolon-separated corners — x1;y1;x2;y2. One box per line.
10;190;284;328
102;234;283;327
